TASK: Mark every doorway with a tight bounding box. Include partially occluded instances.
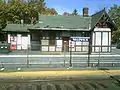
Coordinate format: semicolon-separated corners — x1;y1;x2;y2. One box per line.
62;37;69;52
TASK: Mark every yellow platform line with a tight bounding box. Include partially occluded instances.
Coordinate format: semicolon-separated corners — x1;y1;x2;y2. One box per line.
0;70;120;78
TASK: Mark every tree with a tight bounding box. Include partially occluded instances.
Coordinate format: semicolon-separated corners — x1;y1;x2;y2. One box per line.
6;0;41;24
108;5;120;42
28;0;46;14
0;0;58;25
0;0;7;30
6;0;22;23
71;9;78;16
44;8;58;15
63;9;78;16
63;12;70;16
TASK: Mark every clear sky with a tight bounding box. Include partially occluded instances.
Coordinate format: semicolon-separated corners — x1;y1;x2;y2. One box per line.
45;0;120;15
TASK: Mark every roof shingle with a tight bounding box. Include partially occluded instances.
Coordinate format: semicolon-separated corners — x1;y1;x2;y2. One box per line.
2;24;29;32
29;15;91;31
3;9;114;32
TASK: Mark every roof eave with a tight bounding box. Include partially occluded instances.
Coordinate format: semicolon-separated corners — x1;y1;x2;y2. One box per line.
2;30;29;33
28;28;90;31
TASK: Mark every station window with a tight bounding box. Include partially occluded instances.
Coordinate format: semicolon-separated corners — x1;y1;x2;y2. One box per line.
49;31;56;46
49;37;56;46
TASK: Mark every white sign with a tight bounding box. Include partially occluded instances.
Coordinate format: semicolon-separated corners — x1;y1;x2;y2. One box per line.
17;34;22;44
71;37;90;42
22;37;28;49
56;40;62;47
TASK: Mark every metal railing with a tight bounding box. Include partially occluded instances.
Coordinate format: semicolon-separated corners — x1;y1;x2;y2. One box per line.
0;43;118;68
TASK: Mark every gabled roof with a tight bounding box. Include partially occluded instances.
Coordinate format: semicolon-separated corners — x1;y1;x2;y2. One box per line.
2;24;29;32
29;15;91;31
29;9;112;31
91;9;116;30
91;9;105;29
2;9;115;32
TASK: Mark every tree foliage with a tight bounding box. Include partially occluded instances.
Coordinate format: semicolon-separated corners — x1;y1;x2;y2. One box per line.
0;0;58;27
44;8;58;15
108;5;120;42
0;1;7;31
71;9;78;16
63;9;79;16
63;12;70;16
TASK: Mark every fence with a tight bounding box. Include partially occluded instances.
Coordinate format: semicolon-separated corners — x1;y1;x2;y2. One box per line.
0;43;119;68
0;54;120;68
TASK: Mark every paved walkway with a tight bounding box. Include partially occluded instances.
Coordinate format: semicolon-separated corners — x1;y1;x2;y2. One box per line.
0;54;120;57
1;51;112;55
4;50;115;54
0;48;119;55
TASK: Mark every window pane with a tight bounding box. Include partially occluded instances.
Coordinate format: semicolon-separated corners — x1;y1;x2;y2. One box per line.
49;39;55;46
49;36;56;46
41;40;49;45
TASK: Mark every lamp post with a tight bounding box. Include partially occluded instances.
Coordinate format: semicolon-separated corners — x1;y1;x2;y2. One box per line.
88;38;90;67
63;41;67;67
69;40;72;67
98;46;100;69
26;36;30;68
63;41;66;67
26;43;29;68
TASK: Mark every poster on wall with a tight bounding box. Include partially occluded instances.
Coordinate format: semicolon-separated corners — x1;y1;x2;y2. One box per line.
56;40;62;47
17;34;22;50
10;36;17;50
22;37;28;49
69;40;75;47
76;42;82;45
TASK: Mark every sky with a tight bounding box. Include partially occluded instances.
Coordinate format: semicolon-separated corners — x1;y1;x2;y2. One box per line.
45;0;120;15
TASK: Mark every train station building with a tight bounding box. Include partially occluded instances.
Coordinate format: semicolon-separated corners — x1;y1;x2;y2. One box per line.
2;8;115;54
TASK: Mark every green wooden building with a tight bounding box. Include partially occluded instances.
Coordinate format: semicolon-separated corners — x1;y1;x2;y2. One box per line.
2;8;115;53
28;8;115;53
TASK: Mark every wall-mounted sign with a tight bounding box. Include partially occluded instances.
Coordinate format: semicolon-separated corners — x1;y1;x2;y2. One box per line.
71;37;90;42
56;40;62;47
